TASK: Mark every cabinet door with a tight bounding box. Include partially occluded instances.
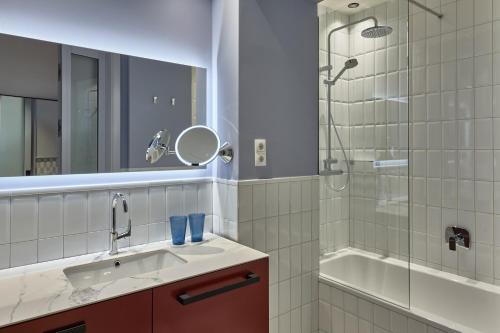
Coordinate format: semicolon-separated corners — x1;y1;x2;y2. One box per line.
153;258;268;333
0;290;152;333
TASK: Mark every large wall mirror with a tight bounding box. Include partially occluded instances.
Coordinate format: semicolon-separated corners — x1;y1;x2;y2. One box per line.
0;33;207;177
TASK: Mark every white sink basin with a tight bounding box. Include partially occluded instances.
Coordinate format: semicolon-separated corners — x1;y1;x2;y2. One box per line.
64;250;186;289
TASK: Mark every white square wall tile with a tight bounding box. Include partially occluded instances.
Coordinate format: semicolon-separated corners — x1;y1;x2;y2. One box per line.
88;191;109;232
475;86;493;119
11;240;37;267
131;224;149;246
183;184;198;215
252;218;266;252
225;185;238;222
408;318;427;333
278;215;290;248
238;221;253;247
475;23;493;56
87;230;109;253
63;233;87;257
252;184;266;220
38;237;63;262
267;183;279;217
290;181;301;213
11;196;37;243
475;118;493;149
63;193;87;235
150;187;167;223
149;222;167;242
390;311;408;333
129;189;148;226
0;244;9;269
290;213;301;246
373;304;390;330
166;186;183;217
475;0;493;25
38;195;63;239
278;280;291;315
319;300;331;333
0;198;10;244
476;181;494;213
197;183;213;215
278;182;290;215
476;151;494;180
238;185;252;222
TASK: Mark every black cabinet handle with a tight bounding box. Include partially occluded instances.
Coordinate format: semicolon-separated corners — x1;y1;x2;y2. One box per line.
177;272;260;305
46;322;86;333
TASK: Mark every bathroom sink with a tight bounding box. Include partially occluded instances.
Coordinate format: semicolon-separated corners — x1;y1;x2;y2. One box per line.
64;250;186;289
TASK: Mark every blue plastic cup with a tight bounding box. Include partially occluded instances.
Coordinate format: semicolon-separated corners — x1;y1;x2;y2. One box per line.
170;216;187;245
188;213;205;242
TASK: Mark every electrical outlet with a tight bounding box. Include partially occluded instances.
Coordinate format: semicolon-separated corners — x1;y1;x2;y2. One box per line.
255;139;266;167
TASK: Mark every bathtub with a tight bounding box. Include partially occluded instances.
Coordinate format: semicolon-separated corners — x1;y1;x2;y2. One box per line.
320;248;500;333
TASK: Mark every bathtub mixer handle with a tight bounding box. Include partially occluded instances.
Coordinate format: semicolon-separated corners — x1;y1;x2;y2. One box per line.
445;226;470;251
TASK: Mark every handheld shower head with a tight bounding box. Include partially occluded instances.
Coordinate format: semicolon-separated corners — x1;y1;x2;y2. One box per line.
324;58;359;86
344;58;358;69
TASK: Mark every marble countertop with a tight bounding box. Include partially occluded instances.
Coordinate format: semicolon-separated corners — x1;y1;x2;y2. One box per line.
0;234;267;328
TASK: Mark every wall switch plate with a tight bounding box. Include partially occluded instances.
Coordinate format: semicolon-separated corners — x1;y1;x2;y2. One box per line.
255;139;266;167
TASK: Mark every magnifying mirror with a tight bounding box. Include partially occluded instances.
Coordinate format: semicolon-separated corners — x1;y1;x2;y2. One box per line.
175;125;233;166
146;129;172;164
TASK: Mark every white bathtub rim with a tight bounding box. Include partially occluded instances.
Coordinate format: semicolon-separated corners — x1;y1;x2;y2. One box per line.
321;247;500;296
319;248;493;333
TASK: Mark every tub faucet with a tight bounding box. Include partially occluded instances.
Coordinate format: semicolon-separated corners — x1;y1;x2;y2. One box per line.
445;226;470;251
110;193;132;255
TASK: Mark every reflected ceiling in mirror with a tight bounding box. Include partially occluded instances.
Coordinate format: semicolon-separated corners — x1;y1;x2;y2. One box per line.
0;33;207;177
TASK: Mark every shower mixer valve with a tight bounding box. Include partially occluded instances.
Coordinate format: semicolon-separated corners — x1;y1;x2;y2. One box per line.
323;158;338;169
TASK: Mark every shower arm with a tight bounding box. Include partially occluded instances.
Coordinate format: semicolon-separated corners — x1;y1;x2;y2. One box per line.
324;16;377;176
326;16;378;78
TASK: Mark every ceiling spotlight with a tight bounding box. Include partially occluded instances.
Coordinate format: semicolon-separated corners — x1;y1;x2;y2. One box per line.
348;2;360;8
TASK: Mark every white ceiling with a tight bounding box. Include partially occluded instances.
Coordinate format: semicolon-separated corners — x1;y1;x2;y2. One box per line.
319;0;391;14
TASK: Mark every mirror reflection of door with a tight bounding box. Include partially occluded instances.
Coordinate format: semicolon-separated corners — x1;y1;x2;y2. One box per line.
0;96;25;176
61;46;106;174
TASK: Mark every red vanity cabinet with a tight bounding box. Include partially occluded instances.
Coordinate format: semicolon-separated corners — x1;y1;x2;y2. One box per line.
0;289;152;333
153;258;268;333
0;258;268;333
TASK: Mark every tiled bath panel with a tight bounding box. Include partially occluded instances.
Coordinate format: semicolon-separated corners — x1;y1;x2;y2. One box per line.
320;0;500;284
318;281;450;333
0;180;214;268
236;176;321;333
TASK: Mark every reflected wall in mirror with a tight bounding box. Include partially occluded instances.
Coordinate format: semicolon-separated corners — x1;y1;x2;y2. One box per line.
0;34;207;177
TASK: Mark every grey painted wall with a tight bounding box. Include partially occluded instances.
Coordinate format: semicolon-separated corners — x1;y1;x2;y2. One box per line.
212;0;240;180
0;35;59;100
238;0;319;180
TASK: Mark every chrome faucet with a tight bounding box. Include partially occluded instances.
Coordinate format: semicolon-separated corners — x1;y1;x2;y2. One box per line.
110;193;132;255
445;226;470;251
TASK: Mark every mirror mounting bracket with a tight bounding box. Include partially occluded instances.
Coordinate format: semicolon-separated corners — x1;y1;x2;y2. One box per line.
218;142;233;164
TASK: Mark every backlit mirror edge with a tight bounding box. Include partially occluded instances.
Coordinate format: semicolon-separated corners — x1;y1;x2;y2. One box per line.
0;169;213;197
0;30;221;192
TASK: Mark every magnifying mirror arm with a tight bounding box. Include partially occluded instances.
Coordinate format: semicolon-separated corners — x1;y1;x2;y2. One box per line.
164;145;177;156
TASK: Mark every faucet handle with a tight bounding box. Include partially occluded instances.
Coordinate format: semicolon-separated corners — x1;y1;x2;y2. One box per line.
448;237;456;251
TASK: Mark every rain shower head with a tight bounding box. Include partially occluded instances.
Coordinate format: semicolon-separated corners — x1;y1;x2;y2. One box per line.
361;25;393;38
